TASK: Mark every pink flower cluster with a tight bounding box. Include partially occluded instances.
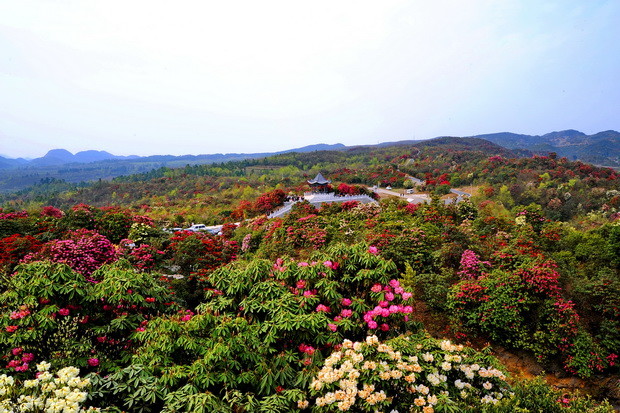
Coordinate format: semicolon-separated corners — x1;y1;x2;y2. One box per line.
241;234;252;252
363;280;414;330
316;304;331;313
323;260;339;270
457;250;490;280
10;308;30;319
7;349;34;371
273;258;287;273
179;309;194;322
22;229;117;276
298;343;316;355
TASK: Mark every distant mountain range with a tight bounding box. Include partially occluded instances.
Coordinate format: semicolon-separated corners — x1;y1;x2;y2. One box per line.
471;129;620;166
0;143;347;192
0;143;347;169
0;130;618;192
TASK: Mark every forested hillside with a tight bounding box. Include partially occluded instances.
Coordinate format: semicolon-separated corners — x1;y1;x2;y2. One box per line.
0;142;618;411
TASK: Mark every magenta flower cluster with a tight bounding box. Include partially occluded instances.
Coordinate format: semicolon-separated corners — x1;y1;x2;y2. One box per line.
457;249;490;280
23;229;117;276
363;279;413;331
6;348;34;371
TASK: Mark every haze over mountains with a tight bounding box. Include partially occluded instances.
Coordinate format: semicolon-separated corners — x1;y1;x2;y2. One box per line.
1;129;618;192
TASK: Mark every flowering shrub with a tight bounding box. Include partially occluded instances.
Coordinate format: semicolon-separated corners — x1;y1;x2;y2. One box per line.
0;261;176;375
447;260;612;377
126;222;164;246
0;361;99;412
284;214;329;250
41;206;64;218
365;226;439;272
0;210;36;239
22;229;117;277
0;234;41;274
117;241;163;271
253;189;287;215
457;249;490;280
167;230;238;278
121;243;416;411
302;334;510;412
95;210;133;244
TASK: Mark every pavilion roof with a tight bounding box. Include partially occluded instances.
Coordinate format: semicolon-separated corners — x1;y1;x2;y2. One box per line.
308;172;330;185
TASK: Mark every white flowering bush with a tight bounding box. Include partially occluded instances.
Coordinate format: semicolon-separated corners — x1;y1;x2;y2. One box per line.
0;361;99;413
300;333;510;412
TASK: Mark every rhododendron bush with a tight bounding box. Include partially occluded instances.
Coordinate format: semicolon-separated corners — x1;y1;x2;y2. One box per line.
447;258;614;378
22;229;117;277
101;244;418;411
168;230;238;277
303;334;510;412
0;260;176;376
0;234;41;274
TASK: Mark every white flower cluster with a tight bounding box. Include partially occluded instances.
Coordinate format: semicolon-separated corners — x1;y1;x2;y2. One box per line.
0;361;99;413
302;336;510;412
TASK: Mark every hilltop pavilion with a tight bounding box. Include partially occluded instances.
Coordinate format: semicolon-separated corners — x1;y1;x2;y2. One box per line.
307;172;331;193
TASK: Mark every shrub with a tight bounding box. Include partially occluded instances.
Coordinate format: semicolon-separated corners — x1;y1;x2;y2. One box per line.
303;333;509;412
0;361;100;412
22;229;117;278
0;261;176;375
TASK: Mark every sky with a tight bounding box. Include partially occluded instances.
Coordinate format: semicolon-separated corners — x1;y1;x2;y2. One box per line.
1;0;619;159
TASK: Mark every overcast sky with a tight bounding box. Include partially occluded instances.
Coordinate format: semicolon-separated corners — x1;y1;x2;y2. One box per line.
1;0;619;159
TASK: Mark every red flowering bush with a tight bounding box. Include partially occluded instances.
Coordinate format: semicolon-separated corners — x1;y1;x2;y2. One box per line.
167;230;238;278
253;189;287;215
0;234;41;274
285;214;329;250
41;206;64;218
118;241;163;271
447;258;612;377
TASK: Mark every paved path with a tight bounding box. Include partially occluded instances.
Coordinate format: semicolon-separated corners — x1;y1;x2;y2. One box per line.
268;194;377;218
